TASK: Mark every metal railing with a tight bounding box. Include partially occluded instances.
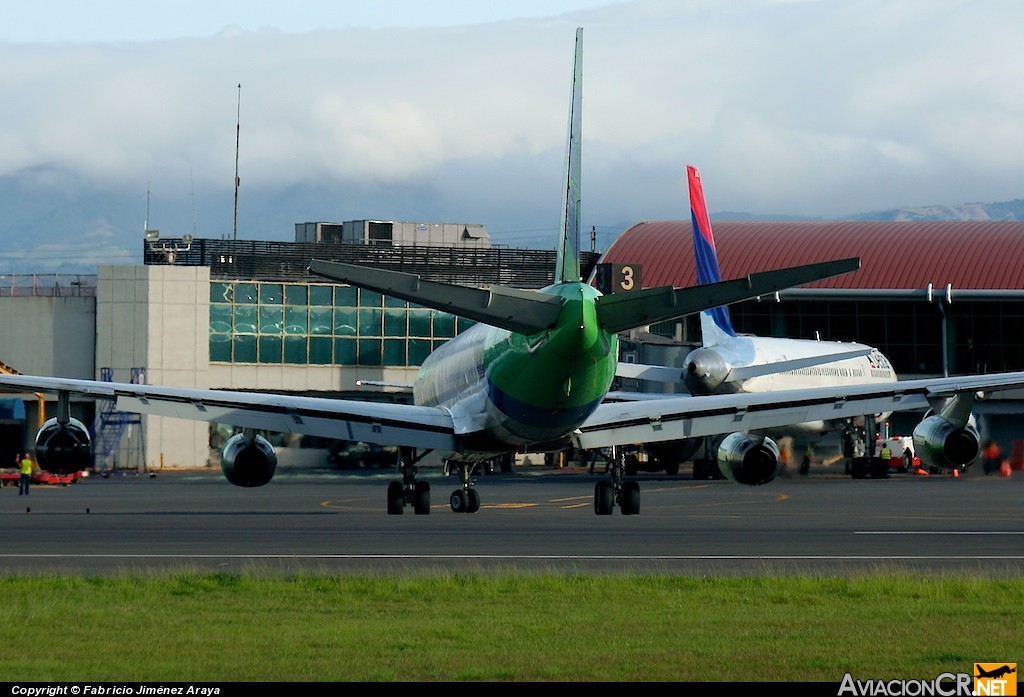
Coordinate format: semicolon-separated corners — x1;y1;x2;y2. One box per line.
0;274;97;297
144;238;601;289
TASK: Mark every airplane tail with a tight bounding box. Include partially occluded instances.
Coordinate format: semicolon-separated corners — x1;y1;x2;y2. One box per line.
687;165;736;345
311;32;862;339
555;27;583;285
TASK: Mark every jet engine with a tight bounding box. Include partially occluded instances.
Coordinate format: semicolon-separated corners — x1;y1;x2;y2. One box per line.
912;414;981;471
683;347;731;395
716;432;781;486
221;432;277;487
34;416;92;473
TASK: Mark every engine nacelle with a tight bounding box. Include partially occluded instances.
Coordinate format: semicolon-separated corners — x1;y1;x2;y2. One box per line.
912;415;981;471
221;433;277;487
683;347;730;395
716;432;781;486
34;417;92;473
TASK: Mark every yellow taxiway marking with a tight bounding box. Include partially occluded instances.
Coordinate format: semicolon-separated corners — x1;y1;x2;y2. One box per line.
317;484;790;511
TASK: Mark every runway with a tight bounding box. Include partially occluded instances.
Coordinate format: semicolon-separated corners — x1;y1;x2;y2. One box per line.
1;465;1022;576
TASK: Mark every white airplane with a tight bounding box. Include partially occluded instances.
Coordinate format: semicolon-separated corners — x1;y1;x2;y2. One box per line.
0;28;1017;516
617;165;905;477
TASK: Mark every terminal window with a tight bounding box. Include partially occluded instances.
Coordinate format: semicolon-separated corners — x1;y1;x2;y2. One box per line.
209;281;472;366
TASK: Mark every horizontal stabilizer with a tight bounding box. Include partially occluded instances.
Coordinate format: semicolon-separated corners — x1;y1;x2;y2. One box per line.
616;362;686;383
595;257;860;334
309;259;564;336
728;348;873;382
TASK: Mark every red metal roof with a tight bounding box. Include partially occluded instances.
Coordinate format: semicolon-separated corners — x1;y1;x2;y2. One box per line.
599;221;1024;290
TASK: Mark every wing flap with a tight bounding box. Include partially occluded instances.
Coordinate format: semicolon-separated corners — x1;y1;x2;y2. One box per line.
116;394;457;449
578;368;1024;449
0;374;459;451
576;385;931;449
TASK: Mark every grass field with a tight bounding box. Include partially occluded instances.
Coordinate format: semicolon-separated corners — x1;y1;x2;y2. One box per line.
1;571;1021;682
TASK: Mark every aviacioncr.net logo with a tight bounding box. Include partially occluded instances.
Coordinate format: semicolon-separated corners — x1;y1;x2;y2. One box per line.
974;663;1017;696
838;673;972;696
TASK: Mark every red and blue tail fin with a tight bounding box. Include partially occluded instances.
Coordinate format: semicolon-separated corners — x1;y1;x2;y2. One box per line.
688;165;736;342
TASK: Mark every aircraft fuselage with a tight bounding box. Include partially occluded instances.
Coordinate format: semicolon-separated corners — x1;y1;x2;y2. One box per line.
685;338;897;433
413;281;617;454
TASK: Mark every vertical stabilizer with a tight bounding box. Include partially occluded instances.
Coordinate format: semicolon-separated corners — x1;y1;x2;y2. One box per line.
688;165;736;344
555;27;584;284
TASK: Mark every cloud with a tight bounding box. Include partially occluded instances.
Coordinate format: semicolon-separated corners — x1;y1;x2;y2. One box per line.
1;0;1023;266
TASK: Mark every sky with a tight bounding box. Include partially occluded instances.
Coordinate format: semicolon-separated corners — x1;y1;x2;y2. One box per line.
2;0;1024;269
3;1;613;42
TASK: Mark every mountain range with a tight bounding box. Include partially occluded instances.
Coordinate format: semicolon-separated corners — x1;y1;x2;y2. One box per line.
717;200;1024;224
3;165;1023;276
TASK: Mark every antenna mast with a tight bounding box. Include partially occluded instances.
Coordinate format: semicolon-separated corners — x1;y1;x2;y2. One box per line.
233;83;241;241
190;168;197;236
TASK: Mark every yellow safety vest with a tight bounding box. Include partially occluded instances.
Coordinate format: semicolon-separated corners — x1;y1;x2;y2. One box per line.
20;458;32;475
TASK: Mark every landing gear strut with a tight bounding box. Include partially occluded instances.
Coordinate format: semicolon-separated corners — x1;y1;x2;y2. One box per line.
594;446;640;515
448;460;481;513
387;447;432;515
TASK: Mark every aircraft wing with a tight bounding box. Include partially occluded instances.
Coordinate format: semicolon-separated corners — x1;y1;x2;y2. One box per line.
616;347;873;386
0;374;459;451
574;371;1024;449
8;369;1024;460
727;348;873;382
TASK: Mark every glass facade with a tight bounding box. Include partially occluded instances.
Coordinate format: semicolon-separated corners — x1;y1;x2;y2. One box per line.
210;279;1024;375
209;281;475;366
652;299;1024;377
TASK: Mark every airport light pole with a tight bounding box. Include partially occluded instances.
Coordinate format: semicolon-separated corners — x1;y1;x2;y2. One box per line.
233;83;241;241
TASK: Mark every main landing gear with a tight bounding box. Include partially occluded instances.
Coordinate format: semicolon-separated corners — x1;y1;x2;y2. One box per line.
386;449;483;514
447;460;481;513
387;447;432;515
594;446;640;516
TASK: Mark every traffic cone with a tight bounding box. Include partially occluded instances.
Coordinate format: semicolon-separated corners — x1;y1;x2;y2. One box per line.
1001;460;1012;478
952;468;960;478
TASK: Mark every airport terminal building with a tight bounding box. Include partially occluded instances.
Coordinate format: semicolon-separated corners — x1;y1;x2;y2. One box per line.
2;219;1023;471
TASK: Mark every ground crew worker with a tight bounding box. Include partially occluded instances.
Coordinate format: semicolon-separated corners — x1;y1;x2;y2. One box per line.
983;440;1003;475
18;452;33;496
800;443;814;475
879;442;892;463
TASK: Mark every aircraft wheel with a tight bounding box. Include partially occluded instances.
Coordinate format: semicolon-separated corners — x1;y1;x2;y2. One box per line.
594;481;614;515
387;481;404;515
850;458;867;480
413;480;431;515
450;489;468;513
466;488;481;513
620;480;640;515
693;459;711;480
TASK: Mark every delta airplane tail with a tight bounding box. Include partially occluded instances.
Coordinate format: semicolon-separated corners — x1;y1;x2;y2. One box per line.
688;164;736;347
682;164;886;395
